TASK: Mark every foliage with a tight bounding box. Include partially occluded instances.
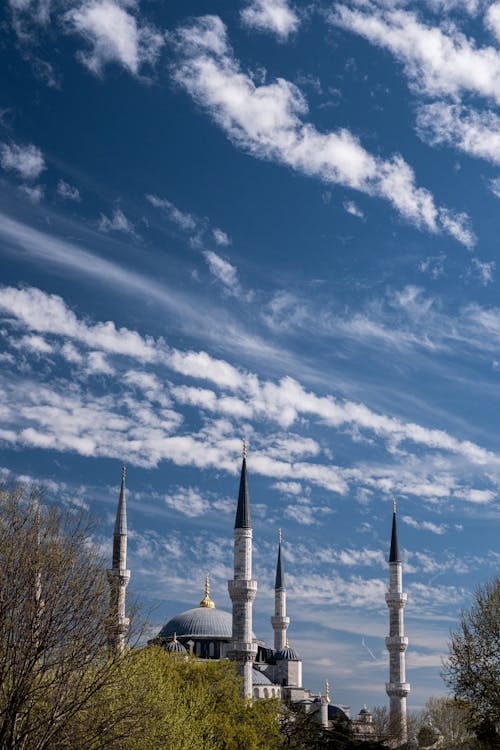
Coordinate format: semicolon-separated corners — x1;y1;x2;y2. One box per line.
422;696;475;749
0;484;125;750
443;577;500;745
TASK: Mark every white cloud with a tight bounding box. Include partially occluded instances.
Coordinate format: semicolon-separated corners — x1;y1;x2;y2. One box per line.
417;102;500;164
490;177;500;198
98;207;135;234
146;194;197;231
331;5;500;104
402;514;447;534
212;227;231;246
65;0;164;76
470;258;495;286
1;142;45;180
3;285;500;478
87;350;114;375
343;199;364;219
170;15;474;246
485;1;500;44
203;250;242;296
273;480;303;495
57;178;81;201
19;184;44;203
164;487;210;517
240;0;300;40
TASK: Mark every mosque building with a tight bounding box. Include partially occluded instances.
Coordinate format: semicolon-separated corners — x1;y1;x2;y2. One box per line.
107;446;410;739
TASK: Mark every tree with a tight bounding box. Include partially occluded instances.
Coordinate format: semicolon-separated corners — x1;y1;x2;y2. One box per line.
422;697;474;749
0;484;130;750
443;577;500;743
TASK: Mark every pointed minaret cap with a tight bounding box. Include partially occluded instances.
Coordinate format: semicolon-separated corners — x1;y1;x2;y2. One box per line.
234;440;251;529
114;464;127;536
389;498;401;563
275;528;285;589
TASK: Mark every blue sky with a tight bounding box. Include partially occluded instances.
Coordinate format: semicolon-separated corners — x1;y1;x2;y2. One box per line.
2;0;500;713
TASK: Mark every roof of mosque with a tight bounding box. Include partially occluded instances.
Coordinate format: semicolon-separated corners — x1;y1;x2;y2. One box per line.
252;668;273;685
274;644;301;661
165;638;187;654
159;606;234;640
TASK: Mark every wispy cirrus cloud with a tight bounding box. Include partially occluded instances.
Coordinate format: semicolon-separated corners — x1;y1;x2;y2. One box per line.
98;207;135;234
169;15;474;246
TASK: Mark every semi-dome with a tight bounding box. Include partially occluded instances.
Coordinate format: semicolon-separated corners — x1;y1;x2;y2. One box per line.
275;643;300;661
252;668;273;685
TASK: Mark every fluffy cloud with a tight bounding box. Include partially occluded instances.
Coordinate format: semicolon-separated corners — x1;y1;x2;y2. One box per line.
57;179;81;201
212;227;231;246
240;0;300;40
343;199;364;219
417;102;500;164
65;0;164;76
98;207;135;234
169;15;474;246
146;194;197;232
402;514;447;534
0;142;45;180
203;250;242;296
331;5;500;104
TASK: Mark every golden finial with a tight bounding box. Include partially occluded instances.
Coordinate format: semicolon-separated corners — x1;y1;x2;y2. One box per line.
199;574;215;609
285;637;289;648
278;528;282;544
393;497;397;514
325;679;330;703
172;632;177;643
242;438;247;459
122;464;126;481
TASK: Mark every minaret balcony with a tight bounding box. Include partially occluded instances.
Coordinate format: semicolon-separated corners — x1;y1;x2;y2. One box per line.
228;641;258;659
385;635;408;651
385;592;407;607
107;568;131;586
386;682;410;698
228;579;257;601
271;616;290;628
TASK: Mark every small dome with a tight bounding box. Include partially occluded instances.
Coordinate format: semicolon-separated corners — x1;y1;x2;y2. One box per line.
275;645;300;661
166;635;187;654
252;668;273;685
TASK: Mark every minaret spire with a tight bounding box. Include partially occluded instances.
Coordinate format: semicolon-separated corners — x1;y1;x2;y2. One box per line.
107;464;131;654
271;528;290;650
228;441;257;698
385;500;410;745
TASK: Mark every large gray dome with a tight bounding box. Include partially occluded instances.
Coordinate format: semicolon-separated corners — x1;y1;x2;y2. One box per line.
159;606;233;640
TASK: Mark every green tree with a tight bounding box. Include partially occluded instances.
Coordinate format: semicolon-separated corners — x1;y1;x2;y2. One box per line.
422;696;475;748
0;484;130;750
443;577;500;744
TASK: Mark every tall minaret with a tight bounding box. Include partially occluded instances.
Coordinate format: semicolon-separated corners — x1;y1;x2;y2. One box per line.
271;529;290;650
228;441;258;698
107;465;131;654
385;500;410;745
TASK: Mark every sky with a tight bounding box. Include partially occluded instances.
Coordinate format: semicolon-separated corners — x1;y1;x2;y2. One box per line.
1;0;500;714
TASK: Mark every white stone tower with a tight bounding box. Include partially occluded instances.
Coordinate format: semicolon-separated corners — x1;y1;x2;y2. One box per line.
228;441;257;698
385;500;410;745
107;464;130;654
271;529;290;651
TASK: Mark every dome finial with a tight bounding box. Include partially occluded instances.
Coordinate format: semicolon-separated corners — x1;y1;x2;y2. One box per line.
325;678;330;703
242;438;247;459
200;574;215;609
285;637;289;648
172;631;177;643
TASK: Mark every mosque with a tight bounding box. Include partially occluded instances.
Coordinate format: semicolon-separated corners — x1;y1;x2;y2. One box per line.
107;446;410;743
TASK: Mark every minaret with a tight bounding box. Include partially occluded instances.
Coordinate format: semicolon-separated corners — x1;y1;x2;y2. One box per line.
385;500;410;745
228;440;258;698
107;465;131;654
271;528;290;650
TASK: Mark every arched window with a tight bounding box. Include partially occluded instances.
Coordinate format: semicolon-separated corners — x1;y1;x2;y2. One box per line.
264;688;269;699
209;642;214;657
253;688;259;699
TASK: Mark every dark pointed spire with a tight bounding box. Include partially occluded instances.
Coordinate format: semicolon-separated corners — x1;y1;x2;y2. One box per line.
112;465;127;567
234;440;251;529
275;528;285;589
389;498;401;563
